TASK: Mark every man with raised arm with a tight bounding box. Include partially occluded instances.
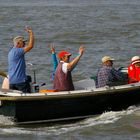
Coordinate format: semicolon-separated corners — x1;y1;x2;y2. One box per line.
53;45;85;91
8;27;34;93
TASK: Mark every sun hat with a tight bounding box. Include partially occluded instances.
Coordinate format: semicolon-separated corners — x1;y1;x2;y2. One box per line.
102;56;115;63
131;56;140;65
58;51;71;59
13;36;26;43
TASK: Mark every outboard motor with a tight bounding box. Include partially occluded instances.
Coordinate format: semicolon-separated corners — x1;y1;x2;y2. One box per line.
32;83;40;93
26;75;40;93
27;62;46;93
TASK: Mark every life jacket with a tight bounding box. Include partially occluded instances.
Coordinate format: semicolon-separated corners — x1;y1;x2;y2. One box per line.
135;67;140;81
128;64;140;83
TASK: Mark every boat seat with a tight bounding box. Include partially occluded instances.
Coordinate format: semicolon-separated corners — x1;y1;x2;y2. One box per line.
74;79;96;90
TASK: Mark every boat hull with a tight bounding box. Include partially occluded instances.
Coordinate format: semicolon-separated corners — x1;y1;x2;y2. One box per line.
0;84;140;124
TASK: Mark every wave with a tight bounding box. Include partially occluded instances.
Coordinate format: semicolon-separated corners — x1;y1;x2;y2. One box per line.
0;115;14;126
0;105;139;136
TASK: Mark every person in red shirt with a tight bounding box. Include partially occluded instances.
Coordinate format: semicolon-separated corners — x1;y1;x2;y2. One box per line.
128;56;140;83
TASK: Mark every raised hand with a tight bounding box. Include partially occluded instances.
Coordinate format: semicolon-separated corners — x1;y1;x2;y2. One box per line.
79;44;85;56
25;26;33;34
49;43;56;54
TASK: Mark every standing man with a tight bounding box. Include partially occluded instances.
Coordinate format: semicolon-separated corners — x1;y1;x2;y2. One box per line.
96;56;127;88
8;27;34;93
54;45;85;91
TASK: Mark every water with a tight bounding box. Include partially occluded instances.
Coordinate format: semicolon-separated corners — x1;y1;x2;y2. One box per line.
0;0;140;139
0;106;139;140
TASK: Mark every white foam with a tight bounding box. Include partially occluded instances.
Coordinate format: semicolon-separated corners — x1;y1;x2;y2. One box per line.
0;128;34;135
0;115;14;126
0;105;139;136
43;106;139;136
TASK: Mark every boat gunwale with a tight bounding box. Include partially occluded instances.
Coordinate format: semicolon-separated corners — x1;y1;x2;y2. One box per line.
0;82;140;101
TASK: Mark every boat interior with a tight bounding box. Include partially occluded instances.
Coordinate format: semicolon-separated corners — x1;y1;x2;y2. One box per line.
0;78;140;97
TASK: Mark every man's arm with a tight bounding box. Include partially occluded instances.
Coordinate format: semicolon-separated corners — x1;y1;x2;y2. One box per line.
24;26;34;53
112;68;128;81
67;45;85;71
49;44;58;71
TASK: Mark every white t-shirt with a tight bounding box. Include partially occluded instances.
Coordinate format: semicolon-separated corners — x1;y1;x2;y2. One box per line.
60;61;68;74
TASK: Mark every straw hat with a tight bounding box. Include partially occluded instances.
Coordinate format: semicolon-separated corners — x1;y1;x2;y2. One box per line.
102;56;115;63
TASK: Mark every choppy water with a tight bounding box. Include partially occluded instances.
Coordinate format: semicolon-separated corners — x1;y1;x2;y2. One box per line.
0;106;139;140
0;0;140;139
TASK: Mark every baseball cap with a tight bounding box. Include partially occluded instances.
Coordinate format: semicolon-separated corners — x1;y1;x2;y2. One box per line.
102;56;115;63
58;51;71;59
131;56;140;65
13;36;26;43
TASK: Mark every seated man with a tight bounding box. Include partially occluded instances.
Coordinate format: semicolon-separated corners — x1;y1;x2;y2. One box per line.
96;56;128;88
128;56;140;83
53;45;85;91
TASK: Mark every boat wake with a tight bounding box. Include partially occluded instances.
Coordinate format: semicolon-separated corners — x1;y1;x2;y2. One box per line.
0;115;14;126
0;105;139;136
43;105;139;136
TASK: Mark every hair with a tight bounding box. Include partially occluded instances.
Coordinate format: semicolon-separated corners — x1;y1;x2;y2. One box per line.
14;41;18;47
